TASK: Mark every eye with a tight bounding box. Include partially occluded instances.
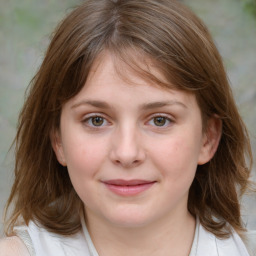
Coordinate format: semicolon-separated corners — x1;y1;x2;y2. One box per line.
91;116;105;126
83;115;108;127
148;115;172;127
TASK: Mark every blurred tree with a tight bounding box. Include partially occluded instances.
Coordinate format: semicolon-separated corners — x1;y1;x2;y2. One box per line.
243;0;256;16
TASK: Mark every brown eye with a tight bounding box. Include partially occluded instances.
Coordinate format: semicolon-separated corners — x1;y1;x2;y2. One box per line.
152;116;170;127
91;116;104;126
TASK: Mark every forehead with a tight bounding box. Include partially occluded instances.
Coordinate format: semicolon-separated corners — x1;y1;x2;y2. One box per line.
66;51;199;111
87;50;174;90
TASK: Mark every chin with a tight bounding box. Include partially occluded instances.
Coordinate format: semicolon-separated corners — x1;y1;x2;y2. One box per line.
104;209;156;229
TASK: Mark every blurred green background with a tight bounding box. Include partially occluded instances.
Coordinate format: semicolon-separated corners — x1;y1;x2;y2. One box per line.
1;0;256;234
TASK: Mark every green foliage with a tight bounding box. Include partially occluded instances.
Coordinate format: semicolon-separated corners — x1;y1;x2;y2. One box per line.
242;0;256;16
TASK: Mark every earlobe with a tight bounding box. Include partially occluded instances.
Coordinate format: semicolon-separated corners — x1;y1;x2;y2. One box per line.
198;117;222;165
50;129;67;166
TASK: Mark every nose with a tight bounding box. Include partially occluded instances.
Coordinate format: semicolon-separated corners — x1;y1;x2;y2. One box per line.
110;125;146;168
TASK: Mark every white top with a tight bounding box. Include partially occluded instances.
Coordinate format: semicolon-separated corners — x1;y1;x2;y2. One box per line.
0;217;255;256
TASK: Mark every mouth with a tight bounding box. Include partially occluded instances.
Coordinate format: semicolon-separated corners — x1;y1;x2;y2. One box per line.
102;179;156;196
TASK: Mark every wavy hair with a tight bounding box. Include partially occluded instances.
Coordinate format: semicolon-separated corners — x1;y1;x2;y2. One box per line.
5;0;253;238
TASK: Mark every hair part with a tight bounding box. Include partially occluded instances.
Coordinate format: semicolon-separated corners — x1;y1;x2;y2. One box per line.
5;0;253;238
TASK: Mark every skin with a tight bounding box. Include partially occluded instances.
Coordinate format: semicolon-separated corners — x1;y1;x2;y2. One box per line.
52;52;221;256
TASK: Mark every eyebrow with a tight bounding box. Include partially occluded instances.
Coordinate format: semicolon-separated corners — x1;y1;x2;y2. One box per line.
141;100;187;110
71;100;112;109
71;100;187;110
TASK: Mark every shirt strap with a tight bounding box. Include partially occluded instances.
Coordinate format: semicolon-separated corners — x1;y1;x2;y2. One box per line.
14;226;36;256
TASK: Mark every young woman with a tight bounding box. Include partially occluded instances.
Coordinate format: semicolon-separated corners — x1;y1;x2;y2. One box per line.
1;0;255;255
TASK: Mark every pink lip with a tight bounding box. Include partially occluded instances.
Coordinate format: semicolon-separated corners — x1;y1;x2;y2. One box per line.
102;179;156;196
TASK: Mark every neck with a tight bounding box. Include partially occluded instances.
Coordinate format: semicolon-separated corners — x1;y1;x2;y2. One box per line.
84;209;196;256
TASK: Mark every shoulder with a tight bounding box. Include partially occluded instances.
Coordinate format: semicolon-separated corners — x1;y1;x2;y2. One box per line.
243;230;256;256
197;223;251;256
14;221;92;256
0;236;30;256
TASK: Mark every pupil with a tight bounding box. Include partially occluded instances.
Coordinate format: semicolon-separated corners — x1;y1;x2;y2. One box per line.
154;117;166;126
92;117;103;126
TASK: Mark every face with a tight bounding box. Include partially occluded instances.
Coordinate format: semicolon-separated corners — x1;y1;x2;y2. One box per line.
52;53;220;229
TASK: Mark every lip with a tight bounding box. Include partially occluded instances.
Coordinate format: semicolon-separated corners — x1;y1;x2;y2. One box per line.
102;179;156;196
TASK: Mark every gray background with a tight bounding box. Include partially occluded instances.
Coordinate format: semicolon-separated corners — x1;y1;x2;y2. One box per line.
1;0;256;235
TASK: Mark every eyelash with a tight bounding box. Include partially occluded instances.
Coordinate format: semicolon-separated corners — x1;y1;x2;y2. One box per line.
82;114;110;128
82;113;174;129
147;114;173;128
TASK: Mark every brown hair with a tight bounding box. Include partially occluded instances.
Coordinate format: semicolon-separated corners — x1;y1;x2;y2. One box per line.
5;0;253;238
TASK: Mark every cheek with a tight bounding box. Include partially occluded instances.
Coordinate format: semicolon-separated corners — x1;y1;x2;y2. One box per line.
62;133;108;177
150;135;201;179
62;136;107;203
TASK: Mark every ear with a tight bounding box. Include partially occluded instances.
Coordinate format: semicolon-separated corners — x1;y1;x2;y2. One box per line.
50;129;67;166
198;116;222;165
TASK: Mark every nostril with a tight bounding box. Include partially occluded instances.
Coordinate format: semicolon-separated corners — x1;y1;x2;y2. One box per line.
113;158;142;168
109;133;146;167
